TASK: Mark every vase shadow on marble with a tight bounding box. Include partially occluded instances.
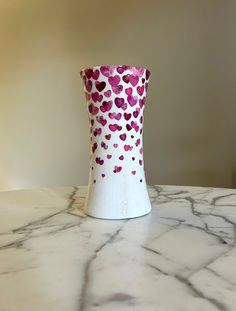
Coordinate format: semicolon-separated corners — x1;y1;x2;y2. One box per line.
80;65;152;219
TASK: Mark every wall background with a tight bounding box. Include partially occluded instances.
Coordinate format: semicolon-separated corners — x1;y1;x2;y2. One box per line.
0;0;235;191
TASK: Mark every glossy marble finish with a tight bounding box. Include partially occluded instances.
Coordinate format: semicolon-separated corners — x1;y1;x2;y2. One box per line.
0;185;236;311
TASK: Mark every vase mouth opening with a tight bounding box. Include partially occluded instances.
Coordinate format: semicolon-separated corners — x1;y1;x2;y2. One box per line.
80;64;150;74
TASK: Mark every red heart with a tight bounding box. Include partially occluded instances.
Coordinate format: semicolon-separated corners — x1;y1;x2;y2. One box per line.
95;81;106;92
122;74;130;83
137;85;144;96
96;116;107;126
100;101;112;112
105;134;111;140
124;113;131;121
91;92;103;102
85;69;93;79
119;133;127;141
88;103;99;115
119;155;124;160
126;124;132;131
85;80;92;92
107;154;112;159
113;166;122;173
92;70;100;80
113;143;118;148
131;170;136;175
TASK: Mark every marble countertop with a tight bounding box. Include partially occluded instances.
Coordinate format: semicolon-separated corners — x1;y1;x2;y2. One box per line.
0;185;236;311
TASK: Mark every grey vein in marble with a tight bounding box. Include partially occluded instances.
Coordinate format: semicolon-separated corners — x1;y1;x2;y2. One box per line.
0;185;236;311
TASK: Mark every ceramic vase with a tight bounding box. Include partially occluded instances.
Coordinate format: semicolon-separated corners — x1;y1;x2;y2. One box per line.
80;65;151;219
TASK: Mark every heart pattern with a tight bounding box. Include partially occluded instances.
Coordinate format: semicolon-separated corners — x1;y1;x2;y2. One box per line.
81;65;150;181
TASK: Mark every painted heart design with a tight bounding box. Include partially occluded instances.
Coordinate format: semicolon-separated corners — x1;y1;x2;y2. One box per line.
92;70;100;80
139;97;146;108
139;159;143;166
140;116;143;124
105;134;111;140
104;90;111;98
95;81;106;92
132;157;135;161
96;116;107;126
124;113;131;121
92;142;97;153
100;101;112;112
135;138;141;146
122;74;130;83
130;67;145;77
100;66;114;77
113;143;118;148
124;145;133;151
88;103;99;115
126;124;132;131
108;75;120;86
85;68;93;79
116;66;125;74
107;154;112;159
127;95;138;106
115;97;124;108
131;135;134;138
137;85;144;96
142;78;145;84
131;121;139;132
108;112;122;120
95;157;104;165
112;84;123;95
91;92;103;102
133;108;140;118
101;173;105;178
119;133;127;141
101;141;108;149
131;170;136;175
109;124;122;132
93;128;102;136
129;75;139;86
85;80;92;92
146;70;151;80
113;166;122;173
140;128;143;134
119;155;124;160
139;148;143;154
125;87;132;95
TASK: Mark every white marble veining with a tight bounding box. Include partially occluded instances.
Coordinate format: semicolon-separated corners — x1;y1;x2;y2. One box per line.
0;185;236;311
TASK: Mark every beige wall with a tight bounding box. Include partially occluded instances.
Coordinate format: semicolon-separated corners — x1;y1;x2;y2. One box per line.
0;0;235;190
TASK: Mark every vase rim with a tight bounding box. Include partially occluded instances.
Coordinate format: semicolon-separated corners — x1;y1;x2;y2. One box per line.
80;64;150;73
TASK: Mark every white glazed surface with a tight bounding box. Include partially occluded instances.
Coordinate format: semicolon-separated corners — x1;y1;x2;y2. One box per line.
0;185;236;311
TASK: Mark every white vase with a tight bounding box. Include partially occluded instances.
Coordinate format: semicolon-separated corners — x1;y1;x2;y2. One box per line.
80;65;151;219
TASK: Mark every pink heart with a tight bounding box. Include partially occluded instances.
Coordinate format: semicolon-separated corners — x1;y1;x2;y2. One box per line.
108;112;122;120
113;143;118;148
113;166;122;173
85;69;93;79
92;70;100;80
119;133;127;141
139;148;143;154
85;80;92;92
93;128;102;136
131;170;136;175
96;116;107;126
139;97;146;108
127;95;138;106
137;85;144;96
112;84;123;95
100;101;112;112
131;121;139;132
124;145;133;151
101;141;108;149
130;67;145;77
95;81;106;92
135;138;141;146
124;113;131;121
139;159;143;166
104;90;111;98
95;157;104;165
109;124;122;132
108;75;120;86
100;66;113;77
119;155;124;160
105;134;111;140
91;92;103;103
129;75;139;87
107;154;112;159
88;103;99;115
133;109;140;118
125;87;133;95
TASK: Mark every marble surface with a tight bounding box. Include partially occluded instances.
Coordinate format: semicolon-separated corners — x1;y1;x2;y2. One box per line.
0;185;236;311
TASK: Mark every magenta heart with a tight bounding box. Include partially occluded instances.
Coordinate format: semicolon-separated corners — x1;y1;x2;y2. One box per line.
124;145;133;151
96;116;107;126
95;157;104;165
124;113;131;121
132;157;135;161
101;173;105;178
142;78;145;84
108;112;122;120
119;155;124;160
127;95;138;106
92;70;99;80
91;92;103;103
129;75;139;87
131;170;136;175
139;97;146;108
133;109;140;118
135;138;141;146
119;133;127;141
139;148;143;154
113;166;122;173
109;124;122;132
85;80;92;92
122;74;130;83
104;90;111;98
113;143;118;148
140;128;143;134
146;70;150;80
100;101;112;112
101;141;108;149
107;154;112;159
140;116;143;123
126;124;132;131
88;103;99;115
93;128;102;136
125;87;133;95
92;142;97;153
131;121;139;132
116;66;125;74
112;84;123;94
137;85;144;96
105;134;111;140
108;75;120;86
100;66;113;77
115;97;125;108
85;69;93;79
95;81;106;92
139;159;143;166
